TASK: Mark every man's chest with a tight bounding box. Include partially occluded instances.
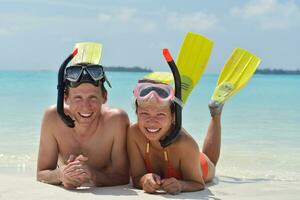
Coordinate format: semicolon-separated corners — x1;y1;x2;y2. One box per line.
56;131;113;167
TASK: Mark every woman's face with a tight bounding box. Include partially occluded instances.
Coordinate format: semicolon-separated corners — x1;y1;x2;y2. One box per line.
137;102;173;141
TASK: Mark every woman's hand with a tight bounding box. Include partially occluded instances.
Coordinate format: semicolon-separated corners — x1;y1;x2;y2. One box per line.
161;177;183;195
141;173;162;193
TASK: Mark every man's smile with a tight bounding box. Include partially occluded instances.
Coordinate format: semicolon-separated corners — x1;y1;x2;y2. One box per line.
78;112;93;118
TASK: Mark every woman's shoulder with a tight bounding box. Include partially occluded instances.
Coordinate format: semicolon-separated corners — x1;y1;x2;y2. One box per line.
171;128;200;153
128;122;142;137
127;123;147;153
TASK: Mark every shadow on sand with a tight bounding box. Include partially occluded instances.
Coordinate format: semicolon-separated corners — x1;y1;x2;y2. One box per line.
58;175;277;199
59;178;222;200
60;184;138;197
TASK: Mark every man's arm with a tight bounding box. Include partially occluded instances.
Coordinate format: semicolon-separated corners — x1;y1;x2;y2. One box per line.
37;108;83;188
91;110;130;186
36;108;61;184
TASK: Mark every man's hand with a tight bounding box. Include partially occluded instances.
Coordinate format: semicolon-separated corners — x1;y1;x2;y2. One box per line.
141;173;162;193
59;155;89;189
73;155;95;185
161;177;183;195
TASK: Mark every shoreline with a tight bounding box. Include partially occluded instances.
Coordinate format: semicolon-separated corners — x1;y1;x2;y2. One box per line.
1;69;300;75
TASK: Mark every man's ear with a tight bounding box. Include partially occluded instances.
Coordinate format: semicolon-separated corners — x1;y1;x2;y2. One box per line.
64;94;70;105
103;92;107;104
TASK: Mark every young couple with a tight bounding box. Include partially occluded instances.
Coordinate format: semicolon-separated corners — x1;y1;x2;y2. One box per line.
37;40;261;194
37;56;221;195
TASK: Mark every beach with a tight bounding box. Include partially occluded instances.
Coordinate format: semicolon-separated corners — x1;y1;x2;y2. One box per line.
0;71;300;199
0;174;299;200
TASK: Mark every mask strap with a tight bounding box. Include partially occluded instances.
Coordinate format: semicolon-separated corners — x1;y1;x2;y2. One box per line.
173;97;183;107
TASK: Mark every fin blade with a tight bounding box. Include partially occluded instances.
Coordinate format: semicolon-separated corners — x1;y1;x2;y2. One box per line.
71;42;103;65
176;32;214;104
144;72;174;84
212;48;261;103
216;48;245;85
234;52;261;93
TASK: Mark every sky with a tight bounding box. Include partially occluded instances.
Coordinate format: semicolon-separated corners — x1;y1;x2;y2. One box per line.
0;0;299;72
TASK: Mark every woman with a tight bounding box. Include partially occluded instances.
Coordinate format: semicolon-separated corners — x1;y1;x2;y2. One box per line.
127;79;222;194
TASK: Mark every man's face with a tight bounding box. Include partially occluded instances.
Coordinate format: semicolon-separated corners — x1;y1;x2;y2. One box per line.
65;83;105;125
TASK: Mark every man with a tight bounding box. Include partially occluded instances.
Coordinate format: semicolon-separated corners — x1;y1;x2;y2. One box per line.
37;45;129;189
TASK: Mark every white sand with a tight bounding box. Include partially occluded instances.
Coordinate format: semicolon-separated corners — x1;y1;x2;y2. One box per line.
0;174;299;200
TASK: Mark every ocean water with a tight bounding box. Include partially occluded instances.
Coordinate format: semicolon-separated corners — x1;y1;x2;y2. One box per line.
0;71;299;182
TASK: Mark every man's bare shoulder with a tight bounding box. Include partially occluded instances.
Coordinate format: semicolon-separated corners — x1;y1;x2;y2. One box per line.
102;106;129;123
101;106;129;139
42;105;68;129
128;122;139;133
40;105;63;140
43;105;59;122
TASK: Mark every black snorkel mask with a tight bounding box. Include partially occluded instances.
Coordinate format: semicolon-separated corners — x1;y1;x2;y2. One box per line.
159;48;182;148
65;63;111;88
57;48;111;128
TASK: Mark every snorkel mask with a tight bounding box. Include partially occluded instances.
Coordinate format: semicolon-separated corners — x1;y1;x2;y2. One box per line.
57;42;110;128
134;82;183;107
65;63;111;88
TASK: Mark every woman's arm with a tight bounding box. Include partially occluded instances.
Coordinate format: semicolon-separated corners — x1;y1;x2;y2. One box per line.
127;125;148;188
161;136;205;194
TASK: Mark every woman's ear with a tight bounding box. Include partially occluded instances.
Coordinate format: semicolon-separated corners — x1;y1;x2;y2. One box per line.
171;113;176;124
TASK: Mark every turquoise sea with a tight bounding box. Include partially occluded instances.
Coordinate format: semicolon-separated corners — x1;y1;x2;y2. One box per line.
0;71;299;183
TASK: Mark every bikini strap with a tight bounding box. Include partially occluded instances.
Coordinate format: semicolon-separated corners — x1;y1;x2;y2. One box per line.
146;141;150;153
163;149;168;161
144;141;153;172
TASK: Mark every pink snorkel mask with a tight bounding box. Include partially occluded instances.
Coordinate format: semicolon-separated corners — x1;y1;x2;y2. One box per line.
133;82;183;107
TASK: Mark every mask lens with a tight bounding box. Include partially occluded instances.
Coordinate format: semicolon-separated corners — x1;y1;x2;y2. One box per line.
65;66;82;81
86;65;104;80
139;86;170;98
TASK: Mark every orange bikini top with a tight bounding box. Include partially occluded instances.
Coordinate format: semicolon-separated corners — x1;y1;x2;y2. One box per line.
144;142;183;179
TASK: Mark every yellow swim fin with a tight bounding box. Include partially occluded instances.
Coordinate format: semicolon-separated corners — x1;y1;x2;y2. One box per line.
211;48;261;104
144;71;173;84
176;32;213;104
144;32;213;105
71;42;103;65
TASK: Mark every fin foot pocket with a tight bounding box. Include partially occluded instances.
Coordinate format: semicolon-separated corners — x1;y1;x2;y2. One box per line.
208;100;224;117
